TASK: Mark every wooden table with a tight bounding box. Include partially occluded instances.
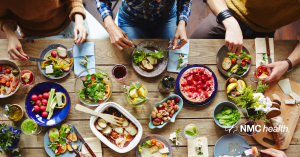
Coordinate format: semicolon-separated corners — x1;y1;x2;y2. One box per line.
1;39;300;157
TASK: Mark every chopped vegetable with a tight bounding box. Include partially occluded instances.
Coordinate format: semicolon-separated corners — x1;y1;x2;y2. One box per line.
216;106;241;126
227;52;236;60
239;50;251;60
56;92;62;107
46;89;56;112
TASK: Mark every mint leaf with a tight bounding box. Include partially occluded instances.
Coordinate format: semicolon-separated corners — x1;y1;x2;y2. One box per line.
193;127;197;134
24;78;29;83
185;130;195;136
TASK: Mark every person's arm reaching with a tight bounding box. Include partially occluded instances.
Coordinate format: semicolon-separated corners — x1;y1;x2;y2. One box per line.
264;42;300;83
96;0;133;50
0;9;27;60
170;0;192;50
65;0;88;45
206;0;243;54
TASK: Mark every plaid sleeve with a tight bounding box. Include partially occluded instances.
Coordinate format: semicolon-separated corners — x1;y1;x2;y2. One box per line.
177;0;193;25
96;0;116;21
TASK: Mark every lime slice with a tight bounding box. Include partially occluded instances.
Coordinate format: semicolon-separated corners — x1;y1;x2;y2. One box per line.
138;87;146;97
226;83;238;93
129;89;139;98
236;80;246;93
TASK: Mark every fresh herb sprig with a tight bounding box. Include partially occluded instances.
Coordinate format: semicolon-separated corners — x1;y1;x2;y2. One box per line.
0;123;21;152
173;127;181;148
256;81;269;93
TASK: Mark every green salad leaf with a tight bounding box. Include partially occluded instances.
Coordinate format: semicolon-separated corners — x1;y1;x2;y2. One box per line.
239;50;251;60
53;66;63;77
227;52;236;60
133;51;146;64
148;51;166;59
216;106;241;126
48;141;59;152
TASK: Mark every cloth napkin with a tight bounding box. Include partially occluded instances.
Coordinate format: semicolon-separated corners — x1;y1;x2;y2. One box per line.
167;39;190;73
73;42;96;76
255;38;275;68
187;137;209;157
81;137;102;157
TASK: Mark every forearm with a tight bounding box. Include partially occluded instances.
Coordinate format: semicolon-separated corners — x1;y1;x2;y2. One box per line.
104;15;116;29
2;22;17;40
74;14;84;25
288;42;300;67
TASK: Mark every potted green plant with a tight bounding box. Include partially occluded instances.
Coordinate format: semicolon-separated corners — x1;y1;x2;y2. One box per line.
0;123;21;152
229;81;269;122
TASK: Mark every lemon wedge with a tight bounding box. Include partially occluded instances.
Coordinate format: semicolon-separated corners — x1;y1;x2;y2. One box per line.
138;87;146;97
132;98;138;102
259;73;268;79
129;89;139;98
236;80;246;93
227;83;238;93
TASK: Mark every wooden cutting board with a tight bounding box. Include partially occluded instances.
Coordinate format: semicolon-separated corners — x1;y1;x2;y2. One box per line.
253;77;300;149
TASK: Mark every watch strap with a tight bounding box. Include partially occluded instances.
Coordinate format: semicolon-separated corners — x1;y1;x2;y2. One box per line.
285;59;293;72
216;10;233;25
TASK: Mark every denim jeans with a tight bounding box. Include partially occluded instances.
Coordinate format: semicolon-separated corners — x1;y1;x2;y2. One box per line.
118;2;177;39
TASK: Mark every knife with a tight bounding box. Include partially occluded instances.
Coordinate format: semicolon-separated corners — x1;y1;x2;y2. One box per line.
29;57;46;62
73;126;97;157
66;138;80;156
265;36;272;64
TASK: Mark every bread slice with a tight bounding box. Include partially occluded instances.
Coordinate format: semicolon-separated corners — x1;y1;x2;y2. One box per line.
57;47;67;58
271;94;281;105
147;56;158;65
270;116;287;145
266;108;281;119
67;133;77;142
222;57;231;70
271;102;281;109
139;64;146;70
141;60;153;71
48;128;59;143
67;143;78;152
61;60;71;72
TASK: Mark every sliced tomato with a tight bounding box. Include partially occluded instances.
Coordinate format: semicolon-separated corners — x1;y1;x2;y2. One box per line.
57;146;63;152
91;75;96;80
152;139;156;145
87;84;92;87
98;100;103;103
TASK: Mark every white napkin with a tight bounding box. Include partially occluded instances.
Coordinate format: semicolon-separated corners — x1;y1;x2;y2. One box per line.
188;137;209;157
81;137;102;157
255;38;275;68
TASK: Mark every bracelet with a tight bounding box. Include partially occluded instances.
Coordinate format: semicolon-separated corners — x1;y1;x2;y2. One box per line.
216;10;233;25
285;59;293;72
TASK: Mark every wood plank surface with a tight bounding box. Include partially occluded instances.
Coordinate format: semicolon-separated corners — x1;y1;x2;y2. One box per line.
1;39;300;157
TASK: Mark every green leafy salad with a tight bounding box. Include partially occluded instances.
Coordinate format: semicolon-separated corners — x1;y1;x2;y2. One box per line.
216;106;241;126
132;50;166;71
78;72;110;104
48;124;71;156
227;50;251;76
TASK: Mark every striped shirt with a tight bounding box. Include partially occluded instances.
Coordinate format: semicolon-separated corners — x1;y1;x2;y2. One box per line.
96;0;193;24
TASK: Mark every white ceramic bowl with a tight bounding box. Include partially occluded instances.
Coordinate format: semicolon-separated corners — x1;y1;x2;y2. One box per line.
89;102;143;153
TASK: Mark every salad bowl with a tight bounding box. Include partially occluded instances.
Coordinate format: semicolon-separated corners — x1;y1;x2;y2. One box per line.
213;101;241;129
149;94;183;129
74;68;112;106
0;59;21;98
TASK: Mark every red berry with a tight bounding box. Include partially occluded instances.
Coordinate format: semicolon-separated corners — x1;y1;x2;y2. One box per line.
42;99;48;105
31;94;38;101
169;114;173;118
35;100;42;106
169;103;174;107
199;69;205;74
204;92;209;98
0;66;2;71
188;87;196;93
40;105;46;112
196;84;202;89
169;97;173;100
187;77;193;85
33;105;40;113
202;84;208;91
38;94;43;100
42;111;48;118
174;97;180;103
193;74;200;81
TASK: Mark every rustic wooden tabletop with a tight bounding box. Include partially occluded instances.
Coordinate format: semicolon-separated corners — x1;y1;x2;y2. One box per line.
1;39;299;157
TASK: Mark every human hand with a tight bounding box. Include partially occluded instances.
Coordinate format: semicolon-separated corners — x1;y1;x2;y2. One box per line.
260;148;287;157
7;35;28;60
263;61;289;83
74;14;88;45
223;17;243;54
78;152;89;157
169;20;188;50
104;16;134;50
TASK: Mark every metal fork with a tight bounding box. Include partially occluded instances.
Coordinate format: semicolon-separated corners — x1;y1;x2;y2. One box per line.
75;104;124;126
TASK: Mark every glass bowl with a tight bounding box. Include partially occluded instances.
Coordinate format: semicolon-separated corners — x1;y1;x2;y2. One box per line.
75;68;113;106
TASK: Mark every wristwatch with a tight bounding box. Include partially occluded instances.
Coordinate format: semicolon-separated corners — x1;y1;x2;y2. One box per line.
216;10;233;25
285;59;293;72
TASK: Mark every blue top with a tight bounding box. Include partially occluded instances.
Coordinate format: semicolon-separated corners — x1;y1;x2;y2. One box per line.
96;0;193;24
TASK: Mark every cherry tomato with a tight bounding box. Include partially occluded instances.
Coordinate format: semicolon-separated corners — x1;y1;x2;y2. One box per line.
98;100;103;103
156;143;161;147
5;82;10;87
241;61;246;66
91;76;96;80
231;59;236;64
152;139;156;145
9;77;13;81
243;59;251;63
161;144;165;148
5;69;11;74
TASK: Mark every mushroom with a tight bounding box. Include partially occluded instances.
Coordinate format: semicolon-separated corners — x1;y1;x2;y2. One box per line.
229;77;238;83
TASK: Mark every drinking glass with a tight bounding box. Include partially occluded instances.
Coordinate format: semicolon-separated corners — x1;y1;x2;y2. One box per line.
112;64;127;82
2;104;24;122
19;70;35;85
181;124;200;139
21;119;42;135
238;120;258;136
